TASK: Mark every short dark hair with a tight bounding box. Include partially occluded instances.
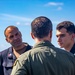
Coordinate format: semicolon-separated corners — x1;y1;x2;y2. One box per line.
4;25;19;37
56;21;75;34
31;16;52;38
74;26;75;34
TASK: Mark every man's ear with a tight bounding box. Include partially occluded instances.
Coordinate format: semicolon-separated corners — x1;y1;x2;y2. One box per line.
72;33;75;40
19;31;22;37
50;31;52;38
6;38;9;43
31;32;35;39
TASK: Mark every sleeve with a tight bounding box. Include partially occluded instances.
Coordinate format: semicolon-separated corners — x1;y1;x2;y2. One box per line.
0;52;4;75
11;59;28;75
0;52;2;65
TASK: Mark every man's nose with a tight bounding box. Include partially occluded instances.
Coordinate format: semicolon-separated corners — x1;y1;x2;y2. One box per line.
14;36;17;39
57;36;61;42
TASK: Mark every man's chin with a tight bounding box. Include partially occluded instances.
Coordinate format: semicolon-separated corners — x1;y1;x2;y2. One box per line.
59;45;63;48
14;44;22;48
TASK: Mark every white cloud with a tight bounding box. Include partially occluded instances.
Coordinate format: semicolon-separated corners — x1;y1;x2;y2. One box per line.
1;14;32;22
0;14;33;26
57;7;62;10
16;22;20;25
45;2;63;6
15;22;30;26
24;22;30;25
44;2;64;11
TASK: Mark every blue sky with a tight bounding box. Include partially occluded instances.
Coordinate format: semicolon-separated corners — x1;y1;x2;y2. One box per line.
0;0;75;51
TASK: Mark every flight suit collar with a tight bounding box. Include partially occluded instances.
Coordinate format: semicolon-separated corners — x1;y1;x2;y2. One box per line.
70;43;75;55
33;40;54;48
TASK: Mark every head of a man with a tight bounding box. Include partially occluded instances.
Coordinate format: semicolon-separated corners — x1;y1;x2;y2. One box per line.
4;25;22;48
56;21;75;51
31;16;53;42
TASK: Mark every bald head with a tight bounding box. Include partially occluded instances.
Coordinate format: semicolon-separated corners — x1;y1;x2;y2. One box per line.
4;25;19;37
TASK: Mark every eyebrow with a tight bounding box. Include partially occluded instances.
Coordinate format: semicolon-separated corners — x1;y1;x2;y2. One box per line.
56;34;66;37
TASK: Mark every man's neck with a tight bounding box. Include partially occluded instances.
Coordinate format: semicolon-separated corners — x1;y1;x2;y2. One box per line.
65;42;74;52
34;37;51;44
13;43;26;58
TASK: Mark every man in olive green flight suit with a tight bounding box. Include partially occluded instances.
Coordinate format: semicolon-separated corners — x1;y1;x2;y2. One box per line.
11;16;75;75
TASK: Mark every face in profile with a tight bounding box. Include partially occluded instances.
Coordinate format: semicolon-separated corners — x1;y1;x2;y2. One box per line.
5;27;22;48
56;28;73;49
